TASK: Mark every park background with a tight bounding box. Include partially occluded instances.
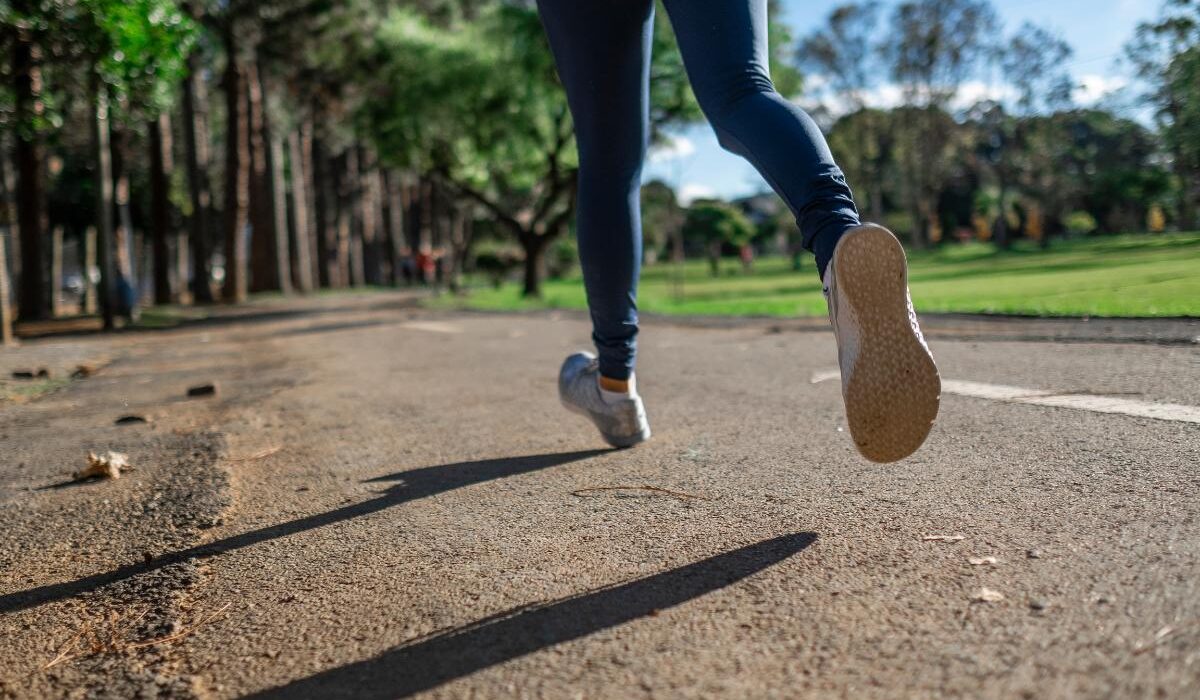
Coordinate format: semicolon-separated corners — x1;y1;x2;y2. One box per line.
1;0;1198;340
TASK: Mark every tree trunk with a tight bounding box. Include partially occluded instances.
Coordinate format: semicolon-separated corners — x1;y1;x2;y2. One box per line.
91;78;117;329
286;129;314;292
83;226;97;314
149;113;174;304
312;133;337;288
343;148;364;287
268;132;291;293
50;225;62;316
181;50;213;303
221;26;249;303
111;127;137;318
992;165;1011;249
13;26;46;321
246;60;281;294
381;170;405;286
521;234;548;298
358;147;383;286
708;240;721;277
0;232;12;345
447;208;472;292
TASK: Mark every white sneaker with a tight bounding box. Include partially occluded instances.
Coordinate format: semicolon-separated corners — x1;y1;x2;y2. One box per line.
824;224;940;462
559;352;651;449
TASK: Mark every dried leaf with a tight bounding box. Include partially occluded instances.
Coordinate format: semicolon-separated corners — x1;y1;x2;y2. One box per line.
972;587;1005;603
74;451;129;481
968;556;999;566
922;534;965;542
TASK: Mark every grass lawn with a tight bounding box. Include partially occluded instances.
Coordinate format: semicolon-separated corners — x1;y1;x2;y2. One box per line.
432;232;1200;318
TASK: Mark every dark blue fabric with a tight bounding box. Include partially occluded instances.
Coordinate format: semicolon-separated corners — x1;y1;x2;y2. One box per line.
538;0;861;380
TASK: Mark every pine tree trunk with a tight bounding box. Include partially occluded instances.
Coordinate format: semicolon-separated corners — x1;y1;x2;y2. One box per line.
50;225;62;316
0;233;12;345
0;133;16;338
358;146;383;285
286;129;314;292
149;113;174;304
13;24;46;321
221;25;249;303
91;78;117;329
246;60;279;293
381;170;405;286
269;131;291;293
83;226;97;314
181;50;213;303
312;133;337;288
343;148;364;287
111;127;137;318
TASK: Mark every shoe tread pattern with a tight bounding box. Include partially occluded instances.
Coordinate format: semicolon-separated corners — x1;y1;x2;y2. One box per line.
834;226;941;463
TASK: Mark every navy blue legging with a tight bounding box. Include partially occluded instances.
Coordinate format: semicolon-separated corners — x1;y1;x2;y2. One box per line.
538;0;861;380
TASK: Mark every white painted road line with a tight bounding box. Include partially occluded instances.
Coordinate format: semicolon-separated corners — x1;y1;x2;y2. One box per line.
811;371;1200;425
398;321;464;334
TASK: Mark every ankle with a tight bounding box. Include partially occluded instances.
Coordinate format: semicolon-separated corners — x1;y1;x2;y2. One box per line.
598;374;631;394
598;373;637;404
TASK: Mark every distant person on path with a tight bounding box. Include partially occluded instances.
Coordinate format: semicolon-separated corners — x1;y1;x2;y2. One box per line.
543;0;940;462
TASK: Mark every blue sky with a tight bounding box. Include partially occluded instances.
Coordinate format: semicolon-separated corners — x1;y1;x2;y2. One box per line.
644;0;1163;202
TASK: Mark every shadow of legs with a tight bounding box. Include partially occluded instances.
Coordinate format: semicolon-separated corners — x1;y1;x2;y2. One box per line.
248;533;817;699
0;450;609;614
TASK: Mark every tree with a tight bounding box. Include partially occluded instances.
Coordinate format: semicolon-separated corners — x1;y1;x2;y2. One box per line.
989;22;1073;247
1126;0;1200;230
9;0;49;320
364;7;577;298
681;200;754;277
640;180;682;264
884;0;997;246
797;3;887;220
365;2;796;297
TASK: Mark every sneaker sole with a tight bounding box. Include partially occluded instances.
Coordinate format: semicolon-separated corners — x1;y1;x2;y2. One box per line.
560;397;652;449
833;225;941;463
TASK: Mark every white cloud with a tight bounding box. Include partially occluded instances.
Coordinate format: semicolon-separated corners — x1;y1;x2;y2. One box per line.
952;81;1018;110
648;135;696;163
677;183;716;205
1074;74;1128;105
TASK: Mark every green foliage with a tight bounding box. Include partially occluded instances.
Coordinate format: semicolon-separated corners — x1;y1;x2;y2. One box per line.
84;0;197;114
1064;211;1097;236
367;5;570;200
683;200;756;248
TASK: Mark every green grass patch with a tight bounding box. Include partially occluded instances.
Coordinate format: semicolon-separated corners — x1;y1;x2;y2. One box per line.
134;305;211;330
432;232;1200;318
0;377;72;403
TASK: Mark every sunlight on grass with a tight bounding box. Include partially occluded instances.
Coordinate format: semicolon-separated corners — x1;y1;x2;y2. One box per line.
432;233;1200;318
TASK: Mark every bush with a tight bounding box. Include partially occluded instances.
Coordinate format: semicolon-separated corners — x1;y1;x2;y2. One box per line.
1064;211;1098;237
474;250;520;288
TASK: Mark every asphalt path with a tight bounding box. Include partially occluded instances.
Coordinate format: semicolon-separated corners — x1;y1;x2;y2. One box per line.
1;292;1197;699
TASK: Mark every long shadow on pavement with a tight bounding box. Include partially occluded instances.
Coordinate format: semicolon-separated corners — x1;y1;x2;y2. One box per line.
246;533;818;699
0;450;608;614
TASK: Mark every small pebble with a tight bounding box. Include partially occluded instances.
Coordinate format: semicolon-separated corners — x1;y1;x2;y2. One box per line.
1026;549;1042;559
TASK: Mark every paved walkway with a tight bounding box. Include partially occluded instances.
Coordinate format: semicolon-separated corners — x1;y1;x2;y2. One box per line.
2;292;1197;698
